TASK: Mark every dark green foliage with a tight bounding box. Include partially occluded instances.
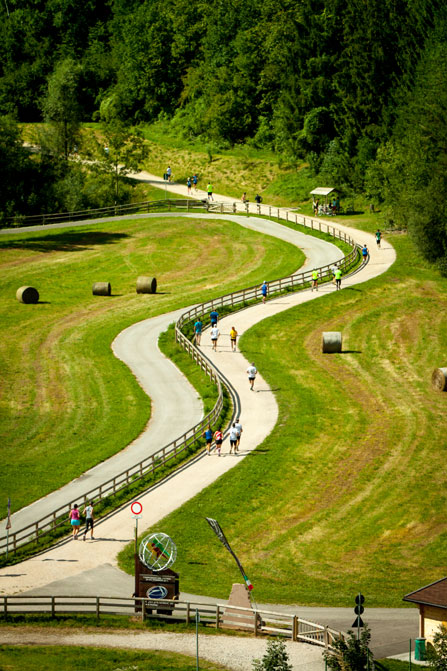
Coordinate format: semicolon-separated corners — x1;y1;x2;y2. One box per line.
427;624;447;670
252;638;292;671
324;625;373;671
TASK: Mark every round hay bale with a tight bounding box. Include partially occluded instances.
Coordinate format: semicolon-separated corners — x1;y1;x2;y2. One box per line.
322;331;342;354
136;276;157;294
92;282;111;296
16;286;39;304
432;367;447;392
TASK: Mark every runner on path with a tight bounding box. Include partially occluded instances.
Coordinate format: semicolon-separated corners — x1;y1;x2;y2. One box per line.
187;177;192;195
69;504;81;540
229;326;238;352
311;269;319;292
207;183;214;201
362;244;369;261
210;309;218;326
261;281;268;304
376;229;382;248
82;501;94;540
210;325;219;351
247;363;257;390
330;263;338;285
203;424;213;455
194;318;203;345
229;423;238;455
335;267;342;290
235;419;243;451
193;174;198;191
214;427;223;456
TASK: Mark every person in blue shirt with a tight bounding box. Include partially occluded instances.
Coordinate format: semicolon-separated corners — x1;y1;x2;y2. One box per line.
362;244;369;261
210;310;218;326
261;281;268;304
194;318;203;345
203;424;213;455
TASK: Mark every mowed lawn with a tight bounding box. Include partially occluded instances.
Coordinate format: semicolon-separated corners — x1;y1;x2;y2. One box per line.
122;234;447;607
0;216;302;513
0;645;230;671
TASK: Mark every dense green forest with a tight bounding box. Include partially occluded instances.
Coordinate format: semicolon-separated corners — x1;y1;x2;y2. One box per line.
1;0;446;267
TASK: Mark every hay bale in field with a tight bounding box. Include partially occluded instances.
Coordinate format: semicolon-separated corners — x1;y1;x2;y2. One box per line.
92;282;111;296
322;331;342;353
432;367;447;392
16;286;39;304
136;276;157;294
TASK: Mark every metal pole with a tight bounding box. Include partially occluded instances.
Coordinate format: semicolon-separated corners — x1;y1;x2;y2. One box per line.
134;517;138;555
409;638;412;671
6;529;8;560
358;593;361;641
196;608;199;671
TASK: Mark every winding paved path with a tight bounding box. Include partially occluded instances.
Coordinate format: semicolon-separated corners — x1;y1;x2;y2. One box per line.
0;176;401;666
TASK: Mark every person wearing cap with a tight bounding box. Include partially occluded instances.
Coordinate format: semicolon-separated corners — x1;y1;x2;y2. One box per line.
261;281;268;304
247;362;257;390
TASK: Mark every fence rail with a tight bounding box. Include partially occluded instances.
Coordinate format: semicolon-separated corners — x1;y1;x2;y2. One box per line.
0;202;362;557
0;594;344;649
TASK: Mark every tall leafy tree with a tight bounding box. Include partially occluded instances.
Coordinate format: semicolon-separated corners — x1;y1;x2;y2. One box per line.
41;58;82;159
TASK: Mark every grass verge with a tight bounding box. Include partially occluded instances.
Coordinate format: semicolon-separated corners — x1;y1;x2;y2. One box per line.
0;644;231;670
122;233;447;608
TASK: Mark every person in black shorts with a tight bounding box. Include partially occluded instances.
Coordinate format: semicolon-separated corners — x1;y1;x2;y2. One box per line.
82;501;95;540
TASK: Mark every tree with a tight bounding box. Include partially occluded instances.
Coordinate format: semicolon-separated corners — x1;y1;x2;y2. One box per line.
323;625;373;671
427;624;447;670
41;58;82;160
87;117;144;204
252;638;292;671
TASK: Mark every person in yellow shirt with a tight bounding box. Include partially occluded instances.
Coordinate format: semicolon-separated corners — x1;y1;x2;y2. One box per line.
229;326;238;352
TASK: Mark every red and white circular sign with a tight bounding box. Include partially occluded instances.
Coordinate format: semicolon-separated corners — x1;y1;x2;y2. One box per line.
131;501;143;515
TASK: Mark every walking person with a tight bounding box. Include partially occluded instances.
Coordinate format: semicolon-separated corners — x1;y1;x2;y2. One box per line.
335;267;342;290
229;326;238;352
82;501;95;540
311;269;319;291
203;424;213;455
235;418;243;451
194;317;203;345
375;229;382;248
247;362;257;390
210;309;218;326
210;324;219;351
166;165;172;182
69;504;81;540
187;176;192;195
229;423;238;455
214;427;223;456
261;281;268;304
193;174;198;192
207;182;214;201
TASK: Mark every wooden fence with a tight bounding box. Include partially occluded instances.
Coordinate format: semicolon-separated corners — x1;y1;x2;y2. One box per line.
0;594;344;649
0;203;362;557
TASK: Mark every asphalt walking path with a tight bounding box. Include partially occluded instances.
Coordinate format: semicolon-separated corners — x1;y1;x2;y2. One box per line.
0;173;406;664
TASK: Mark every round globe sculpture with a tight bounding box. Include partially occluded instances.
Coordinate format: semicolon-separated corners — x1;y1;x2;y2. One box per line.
139;533;177;572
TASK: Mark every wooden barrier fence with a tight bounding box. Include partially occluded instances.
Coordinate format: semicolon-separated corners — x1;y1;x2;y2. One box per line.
0;594;344;650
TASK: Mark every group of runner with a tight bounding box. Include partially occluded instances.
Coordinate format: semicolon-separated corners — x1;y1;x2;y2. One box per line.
203;420;243;457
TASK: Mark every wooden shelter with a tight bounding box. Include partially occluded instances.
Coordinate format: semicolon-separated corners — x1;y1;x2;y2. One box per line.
310;187;337;207
403;577;447;642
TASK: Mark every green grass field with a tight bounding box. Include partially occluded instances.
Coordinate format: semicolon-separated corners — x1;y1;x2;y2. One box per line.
0;216;302;512
0;645;230;671
119;232;447;608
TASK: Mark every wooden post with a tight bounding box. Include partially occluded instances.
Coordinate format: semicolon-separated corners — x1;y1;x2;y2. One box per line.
96;596;100;621
254;612;258;637
292;615;298;641
51;596;55;618
186;602;190;624
142;599;146;622
324;626;329;648
4;596;7;619
216;604;220;629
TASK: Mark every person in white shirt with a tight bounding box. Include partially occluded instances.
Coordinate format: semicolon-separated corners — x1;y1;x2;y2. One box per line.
210;325;219;351
229;423;238;454
247;363;257;390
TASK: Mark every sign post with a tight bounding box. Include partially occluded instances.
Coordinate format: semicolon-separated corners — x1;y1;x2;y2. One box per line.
131;501;143;555
196;608;200;671
352;593;365;639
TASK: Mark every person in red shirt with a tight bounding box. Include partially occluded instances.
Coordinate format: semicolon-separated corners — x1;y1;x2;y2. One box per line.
214;427;223;456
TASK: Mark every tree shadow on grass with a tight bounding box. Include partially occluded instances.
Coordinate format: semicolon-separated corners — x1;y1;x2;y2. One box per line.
0;230;130;253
